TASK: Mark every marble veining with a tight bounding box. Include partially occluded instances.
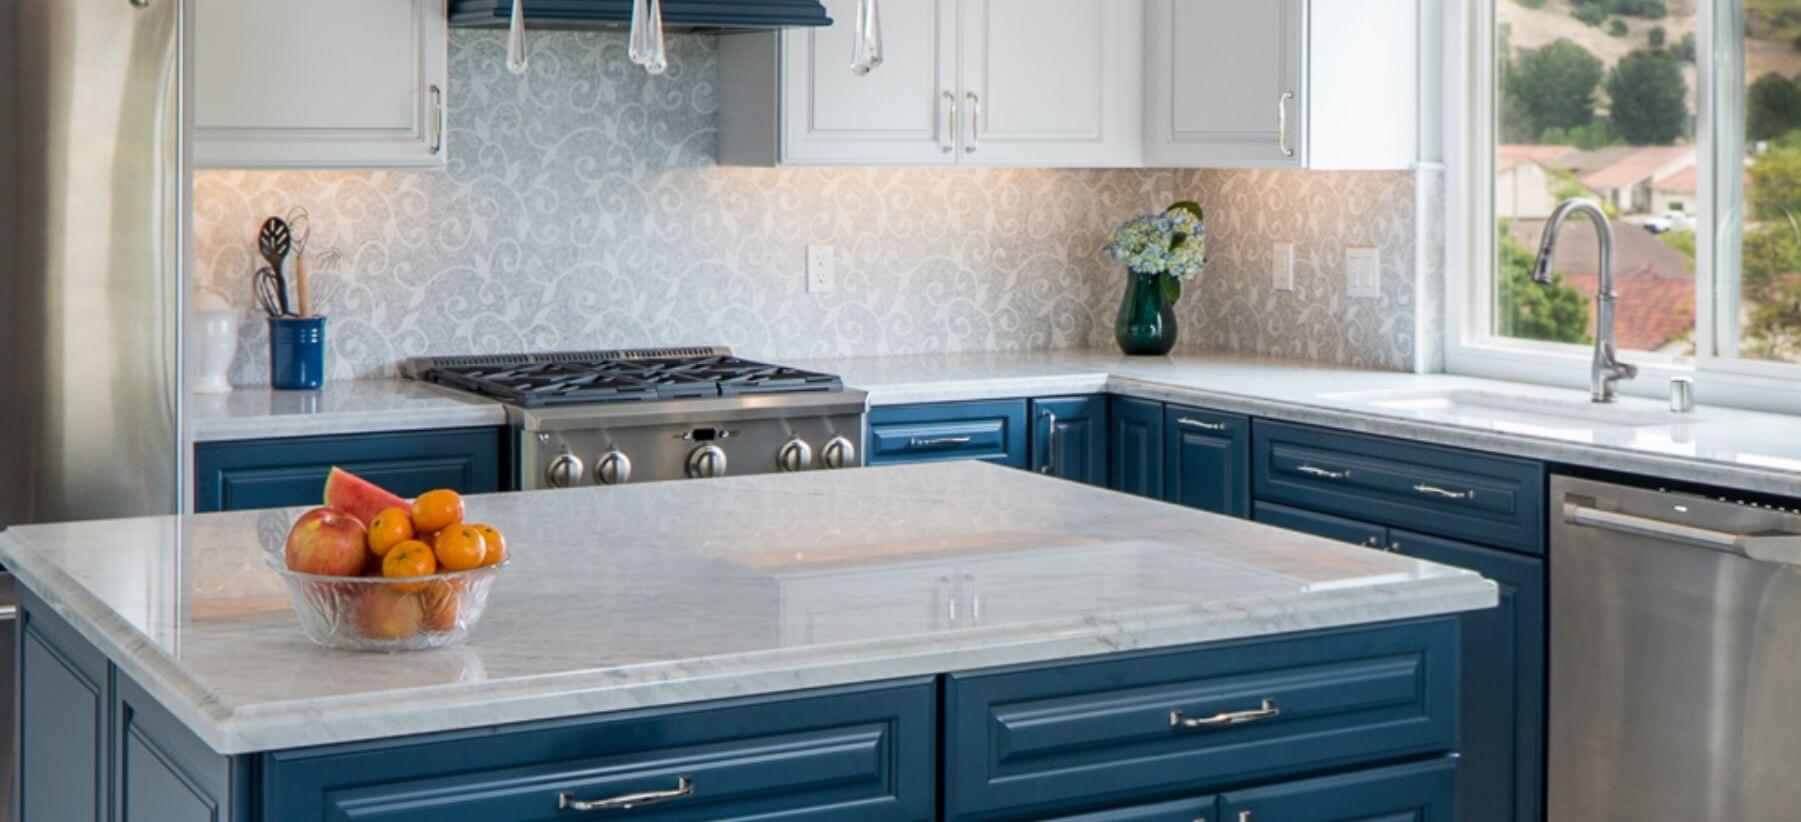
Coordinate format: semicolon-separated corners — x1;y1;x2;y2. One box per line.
0;462;1492;754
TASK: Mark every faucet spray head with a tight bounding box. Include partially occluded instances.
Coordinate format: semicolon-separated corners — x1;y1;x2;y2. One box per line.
1530;234;1557;285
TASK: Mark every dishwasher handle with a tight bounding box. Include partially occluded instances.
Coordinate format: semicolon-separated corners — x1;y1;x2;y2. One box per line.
1563;502;1801;565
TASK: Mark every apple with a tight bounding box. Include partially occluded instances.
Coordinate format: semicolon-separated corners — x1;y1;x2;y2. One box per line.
284;508;369;577
358;586;425;640
420;580;461;633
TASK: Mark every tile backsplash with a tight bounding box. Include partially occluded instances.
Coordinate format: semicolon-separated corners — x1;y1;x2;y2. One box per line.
194;30;1425;385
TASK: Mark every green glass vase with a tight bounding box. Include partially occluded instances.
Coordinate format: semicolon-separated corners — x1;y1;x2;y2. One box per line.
1115;270;1178;356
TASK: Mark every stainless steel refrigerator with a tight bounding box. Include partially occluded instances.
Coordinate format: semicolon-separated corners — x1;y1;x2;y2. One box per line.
0;0;187;816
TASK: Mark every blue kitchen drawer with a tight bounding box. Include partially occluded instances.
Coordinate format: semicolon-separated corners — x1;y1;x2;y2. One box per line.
193;427;507;513
1219;756;1457;821
867;400;1028;468
260;679;936;821
1252;420;1546;554
941;619;1458;820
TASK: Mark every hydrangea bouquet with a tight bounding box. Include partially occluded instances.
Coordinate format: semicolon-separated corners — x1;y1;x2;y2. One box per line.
1105;201;1205;355
1104;201;1207;304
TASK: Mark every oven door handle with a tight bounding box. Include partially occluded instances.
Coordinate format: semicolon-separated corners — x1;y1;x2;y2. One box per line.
1563;502;1801;565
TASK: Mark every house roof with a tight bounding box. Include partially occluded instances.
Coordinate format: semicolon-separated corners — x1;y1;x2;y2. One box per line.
1498;144;1577;174
1654;165;1697;194
1560;270;1695;351
1576;146;1695;192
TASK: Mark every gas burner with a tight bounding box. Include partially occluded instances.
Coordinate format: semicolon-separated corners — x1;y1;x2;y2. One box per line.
425;360;663;407
412;348;843;408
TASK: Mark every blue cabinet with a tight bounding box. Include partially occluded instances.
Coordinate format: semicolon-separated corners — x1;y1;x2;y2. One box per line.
941;618;1457;819
1219;756;1457;821
1030;396;1109;486
1252;501;1546;822
868;400;1029;469
1108;396;1164;498
193;427;508;513
19;592;107;822
1164;404;1249;517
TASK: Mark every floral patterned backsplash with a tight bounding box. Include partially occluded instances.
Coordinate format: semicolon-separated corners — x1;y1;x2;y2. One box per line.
192;29;1424;385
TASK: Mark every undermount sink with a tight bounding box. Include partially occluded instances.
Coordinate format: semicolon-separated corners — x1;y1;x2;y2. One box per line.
1322;388;1692;431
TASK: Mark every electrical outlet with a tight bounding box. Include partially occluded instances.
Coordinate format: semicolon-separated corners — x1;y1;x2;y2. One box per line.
1272;242;1295;292
1346;247;1380;299
806;245;835;294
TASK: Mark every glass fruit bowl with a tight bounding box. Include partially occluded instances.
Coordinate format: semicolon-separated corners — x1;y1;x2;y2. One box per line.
265;556;507;652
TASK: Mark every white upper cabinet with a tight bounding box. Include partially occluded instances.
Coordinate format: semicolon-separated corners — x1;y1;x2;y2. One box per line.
192;0;449;170
1144;0;1418;170
718;0;1142;167
957;0;1142;166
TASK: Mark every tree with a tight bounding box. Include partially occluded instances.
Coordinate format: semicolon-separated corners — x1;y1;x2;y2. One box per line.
1649;25;1666;48
1497;224;1592;344
1609;0;1665;16
1749;73;1801;142
1508;39;1604;138
1607;49;1688;144
1675;32;1697;61
1541;121;1621;150
1609;18;1628;37
1571;0;1608;25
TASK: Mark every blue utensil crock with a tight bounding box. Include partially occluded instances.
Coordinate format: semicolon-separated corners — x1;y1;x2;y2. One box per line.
269;316;326;390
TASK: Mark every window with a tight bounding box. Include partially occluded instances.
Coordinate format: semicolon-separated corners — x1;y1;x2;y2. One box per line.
1454;0;1801;403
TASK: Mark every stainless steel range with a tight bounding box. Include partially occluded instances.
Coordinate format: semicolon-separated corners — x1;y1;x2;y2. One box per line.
406;348;866;490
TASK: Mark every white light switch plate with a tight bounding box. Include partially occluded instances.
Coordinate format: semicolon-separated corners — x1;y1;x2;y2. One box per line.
806;245;835;294
1346;247;1380;299
1272;243;1295;292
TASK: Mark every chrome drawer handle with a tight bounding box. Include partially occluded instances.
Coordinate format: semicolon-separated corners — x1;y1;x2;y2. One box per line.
910;435;972;448
1413;483;1473;500
1277;90;1295;158
1171;698;1280;729
941;90;957;153
1177;417;1229;432
1296;464;1349;480
560;777;694;811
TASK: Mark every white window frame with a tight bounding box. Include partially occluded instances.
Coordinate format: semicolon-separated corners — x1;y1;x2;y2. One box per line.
1444;0;1801;414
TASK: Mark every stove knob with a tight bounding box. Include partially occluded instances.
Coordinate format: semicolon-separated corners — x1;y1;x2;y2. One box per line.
821;435;857;470
686;444;728;479
545;452;585;488
595;450;633;485
777;438;814;472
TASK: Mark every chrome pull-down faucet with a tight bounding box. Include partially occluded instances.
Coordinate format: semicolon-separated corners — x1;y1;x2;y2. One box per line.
1532;198;1638;403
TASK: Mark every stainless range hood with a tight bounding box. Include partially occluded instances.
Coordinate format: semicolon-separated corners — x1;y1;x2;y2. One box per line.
450;0;832;31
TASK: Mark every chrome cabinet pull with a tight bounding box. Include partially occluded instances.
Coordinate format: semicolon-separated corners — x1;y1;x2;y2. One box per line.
850;0;883;75
559;777;694;811
910;435;972;448
1177;417;1229;432
506;0;530;75
1413;483;1474;500
1296;464;1348;480
1171;698;1280;729
965;91;981;153
1040;410;1058;475
1277;90;1294;157
1238;813;1254;822
429;85;445;155
941;91;958;153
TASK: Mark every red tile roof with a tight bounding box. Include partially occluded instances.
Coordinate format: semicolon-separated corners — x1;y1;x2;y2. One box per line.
1577;146;1694;192
1560;270;1695;351
1498;144;1577;174
1654;165;1697;194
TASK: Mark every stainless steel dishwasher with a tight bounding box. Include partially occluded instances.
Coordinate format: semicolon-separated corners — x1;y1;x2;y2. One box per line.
1550;475;1801;820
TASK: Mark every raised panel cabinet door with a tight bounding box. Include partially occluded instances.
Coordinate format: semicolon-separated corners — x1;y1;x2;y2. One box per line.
1108;396;1164;498
1219;757;1456;821
957;0;1143;166
19;597;108;822
777;0;958;164
1144;0;1305;168
1164;405;1248;517
1030;396;1109;486
193;0;448;168
1391;529;1546;822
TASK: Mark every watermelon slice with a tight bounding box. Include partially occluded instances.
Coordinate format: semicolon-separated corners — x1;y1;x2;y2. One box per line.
323;467;409;528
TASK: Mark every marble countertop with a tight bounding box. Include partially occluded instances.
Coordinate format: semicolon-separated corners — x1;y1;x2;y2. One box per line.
188;380;506;442
190;349;1801;498
787;350;1801;499
0;462;1493;754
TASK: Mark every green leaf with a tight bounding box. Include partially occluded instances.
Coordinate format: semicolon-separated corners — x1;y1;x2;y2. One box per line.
1167;200;1205;223
1159;273;1182;304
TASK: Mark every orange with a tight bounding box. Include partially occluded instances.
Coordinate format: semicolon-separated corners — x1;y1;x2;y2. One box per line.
366;507;415;558
421;580;460;633
472;524;507;566
411;489;465;533
433;525;487;572
381;539;437;592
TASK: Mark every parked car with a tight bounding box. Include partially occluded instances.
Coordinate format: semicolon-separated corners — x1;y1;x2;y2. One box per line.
1641;211;1695;234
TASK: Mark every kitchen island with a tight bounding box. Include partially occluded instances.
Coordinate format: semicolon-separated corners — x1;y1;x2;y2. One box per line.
2;462;1494;821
